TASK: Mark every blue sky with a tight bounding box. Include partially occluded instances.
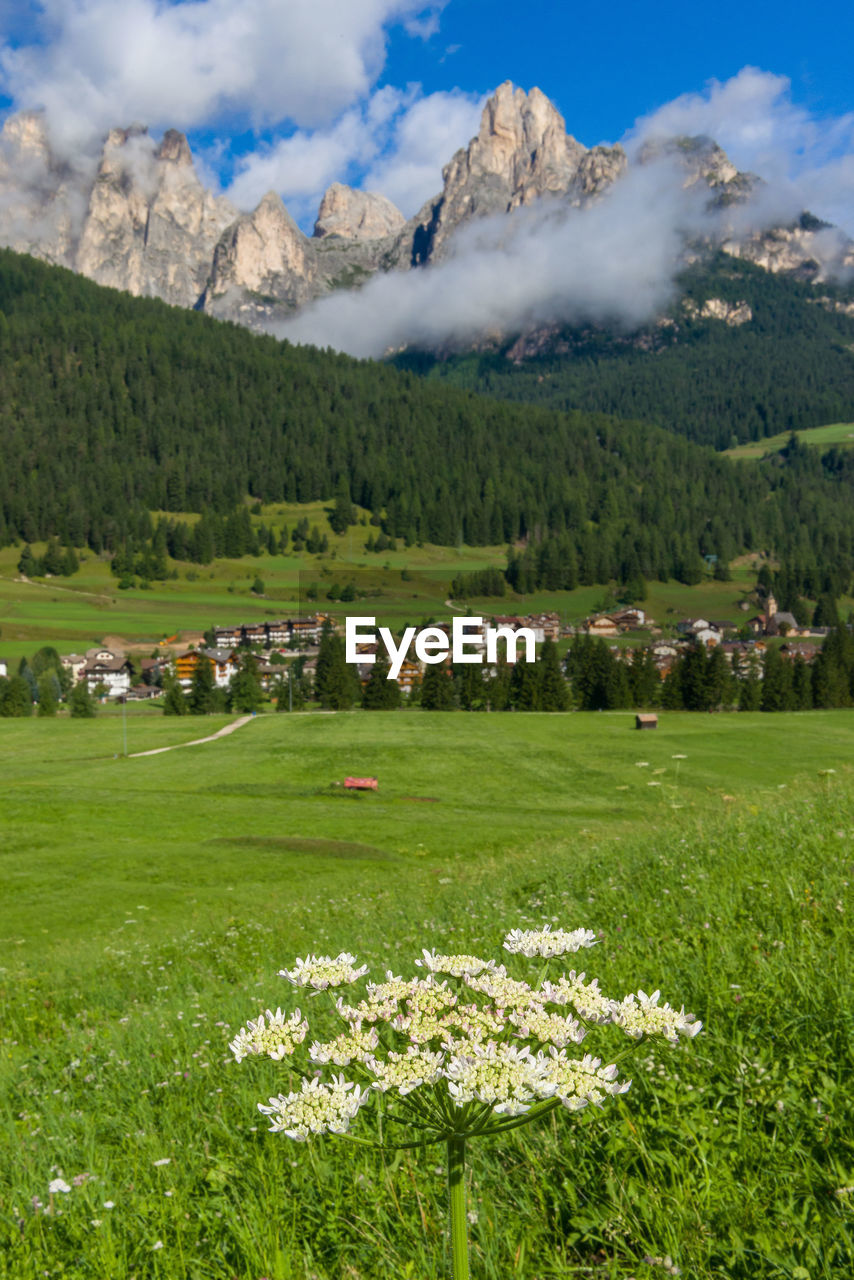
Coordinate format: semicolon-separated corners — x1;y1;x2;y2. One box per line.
1;0;852;230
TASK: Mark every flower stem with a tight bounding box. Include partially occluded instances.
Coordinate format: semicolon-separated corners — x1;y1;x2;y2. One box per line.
447;1134;469;1280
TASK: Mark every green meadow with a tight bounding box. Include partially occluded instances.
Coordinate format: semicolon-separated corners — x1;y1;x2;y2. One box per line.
724;420;854;460
5;499;849;670
1;710;852;1278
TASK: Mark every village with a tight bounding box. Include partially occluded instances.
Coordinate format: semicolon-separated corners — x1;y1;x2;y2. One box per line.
2;589;830;704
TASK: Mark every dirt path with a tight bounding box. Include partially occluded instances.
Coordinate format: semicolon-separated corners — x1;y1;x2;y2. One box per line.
129;714;256;757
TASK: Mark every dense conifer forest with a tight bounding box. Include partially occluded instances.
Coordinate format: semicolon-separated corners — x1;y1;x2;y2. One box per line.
393;255;854;450
0;248;853;588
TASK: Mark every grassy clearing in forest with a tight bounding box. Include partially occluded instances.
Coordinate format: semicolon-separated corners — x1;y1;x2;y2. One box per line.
0;711;852;1278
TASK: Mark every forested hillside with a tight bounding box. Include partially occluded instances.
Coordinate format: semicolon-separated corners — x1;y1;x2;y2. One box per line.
393;256;854;450
0;248;852;587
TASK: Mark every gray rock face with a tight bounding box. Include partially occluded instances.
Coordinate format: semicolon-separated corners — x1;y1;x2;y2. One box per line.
74;126;238;307
0;111;80;266
408;81;626;264
314;183;405;240
0;86;850;338
200;192;318;323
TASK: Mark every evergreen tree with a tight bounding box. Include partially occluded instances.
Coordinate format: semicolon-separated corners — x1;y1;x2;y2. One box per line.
36;672;59;716
811;627;854;707
812;593;840;628
188;655;217;714
737;654;763;710
314;623;358;709
453;662;485;711
0;675;33;717
538;639;569;711
509;658;541;710
69;681;97;718
791;656;814;710
162;672;188;716
628;648;660;707
229;655;264;713
420;661;456;710
705;644;733;709
17;545;38;576
362;653;401;709
761;648;793;711
329;478;356;535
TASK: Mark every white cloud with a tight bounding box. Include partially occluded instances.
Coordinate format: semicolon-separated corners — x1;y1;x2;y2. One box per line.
0;0;442;153
362;88;485;214
629;66;854;234
226;85;483;226
277;157;717;358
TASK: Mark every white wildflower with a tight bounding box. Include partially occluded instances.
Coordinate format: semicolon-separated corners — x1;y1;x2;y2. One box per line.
438;1002;507;1045
540;972;614;1024
503;925;598;959
365;1046;445;1095
258;1074;369;1139
48;1179;71;1194
445;1041;552;1114
229;1008;309;1062
464;972;535;1010
538;1048;631;1111
152;1158;171;1167
508;1006;587;1047
309;1024;379;1066
279;953;368;990
415;950;495;979
611;990;702;1043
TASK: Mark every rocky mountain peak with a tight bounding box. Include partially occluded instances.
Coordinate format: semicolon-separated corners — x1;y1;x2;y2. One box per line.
157;129;193;166
1;109;52;161
639;134;743;189
314;182;405;240
410;81;626;263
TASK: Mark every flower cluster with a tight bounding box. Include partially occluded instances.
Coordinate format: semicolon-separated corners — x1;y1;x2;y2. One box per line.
503;926;598;958
258;1075;369;1140
228;1008;308;1062
279;953;368;990
230;927;702;1144
611;990;703;1044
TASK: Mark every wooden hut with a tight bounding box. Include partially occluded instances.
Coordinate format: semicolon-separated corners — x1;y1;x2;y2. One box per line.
635;713;658;730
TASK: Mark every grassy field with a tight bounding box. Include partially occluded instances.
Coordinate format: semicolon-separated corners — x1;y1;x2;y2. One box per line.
724;420;854;460
0;710;852;1278
5;501;848;670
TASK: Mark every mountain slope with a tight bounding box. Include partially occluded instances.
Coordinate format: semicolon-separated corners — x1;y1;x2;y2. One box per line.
1;83;851;337
393;255;854;449
0;248;852;593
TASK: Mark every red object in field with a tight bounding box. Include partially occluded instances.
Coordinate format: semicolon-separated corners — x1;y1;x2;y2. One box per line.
344;776;378;791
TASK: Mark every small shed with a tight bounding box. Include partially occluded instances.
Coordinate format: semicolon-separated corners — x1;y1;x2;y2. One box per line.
635;713;658;730
344;776;378;791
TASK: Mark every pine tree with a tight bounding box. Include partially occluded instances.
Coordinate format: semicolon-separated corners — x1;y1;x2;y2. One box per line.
761;648;793;712
509;658;540;710
737;654;763;710
329;478;356;535
188;655;217;714
362;653;401;709
420;661;456;710
537;639;569;711
162;672;188;716
69;681;97;718
0;675;33;717
314;623;358;710
229;655;264;713
36;672;59;716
